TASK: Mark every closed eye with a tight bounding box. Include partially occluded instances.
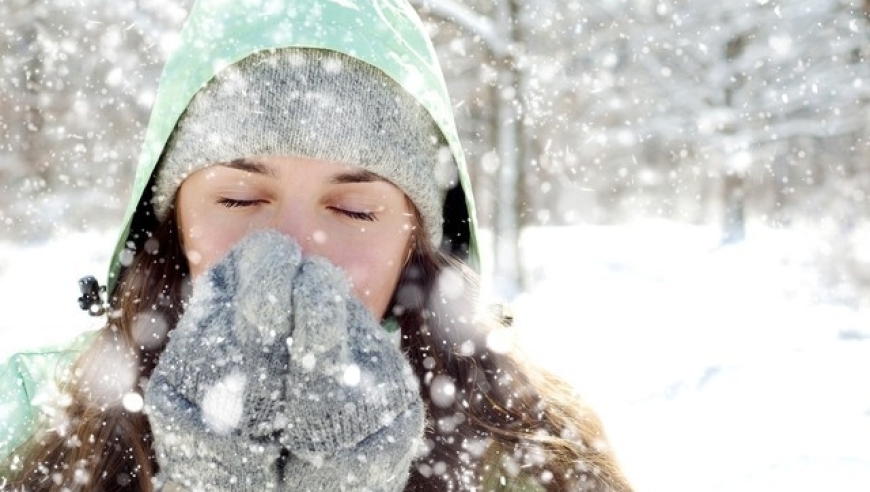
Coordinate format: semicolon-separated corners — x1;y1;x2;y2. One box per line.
217;198;266;208
329;207;377;222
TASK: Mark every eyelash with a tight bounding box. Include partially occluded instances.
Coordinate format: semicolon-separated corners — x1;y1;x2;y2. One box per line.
218;199;376;222
329;207;377;222
217;198;263;208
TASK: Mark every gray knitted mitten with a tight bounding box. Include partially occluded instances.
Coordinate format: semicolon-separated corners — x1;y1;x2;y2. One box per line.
144;230;424;491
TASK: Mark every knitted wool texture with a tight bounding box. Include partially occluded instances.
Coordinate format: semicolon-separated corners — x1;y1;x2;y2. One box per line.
153;48;450;245
145;230;425;490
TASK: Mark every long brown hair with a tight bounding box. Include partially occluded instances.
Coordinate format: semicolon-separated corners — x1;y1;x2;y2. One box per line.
3;212;186;491
3;211;631;491
397;237;631;491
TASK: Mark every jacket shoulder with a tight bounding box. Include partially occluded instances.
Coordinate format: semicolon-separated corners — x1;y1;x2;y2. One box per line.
0;332;93;461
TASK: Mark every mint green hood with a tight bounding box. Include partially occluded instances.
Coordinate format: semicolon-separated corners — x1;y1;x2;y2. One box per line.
109;0;478;291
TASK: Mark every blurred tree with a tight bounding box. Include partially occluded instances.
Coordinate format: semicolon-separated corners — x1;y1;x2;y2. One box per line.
411;0;527;296
412;0;634;294
0;0;184;239
615;0;870;242
2;0;869;300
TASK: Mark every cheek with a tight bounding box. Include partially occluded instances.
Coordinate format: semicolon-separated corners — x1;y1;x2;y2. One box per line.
180;215;249;280
340;249;407;319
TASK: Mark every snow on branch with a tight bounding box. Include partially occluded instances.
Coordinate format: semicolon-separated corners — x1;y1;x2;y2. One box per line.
408;0;508;57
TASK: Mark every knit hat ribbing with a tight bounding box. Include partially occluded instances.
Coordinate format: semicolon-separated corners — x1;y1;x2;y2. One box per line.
153;48;452;245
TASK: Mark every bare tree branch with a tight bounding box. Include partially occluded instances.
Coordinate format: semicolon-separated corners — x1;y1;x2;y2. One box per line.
408;0;507;56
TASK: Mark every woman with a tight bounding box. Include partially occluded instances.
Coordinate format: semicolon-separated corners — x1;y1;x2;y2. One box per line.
0;0;633;490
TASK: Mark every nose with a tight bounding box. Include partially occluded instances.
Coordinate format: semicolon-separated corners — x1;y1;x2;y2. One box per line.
267;201;322;257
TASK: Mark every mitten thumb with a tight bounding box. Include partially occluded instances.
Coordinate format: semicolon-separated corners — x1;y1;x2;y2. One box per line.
289;256;351;367
233;229;303;344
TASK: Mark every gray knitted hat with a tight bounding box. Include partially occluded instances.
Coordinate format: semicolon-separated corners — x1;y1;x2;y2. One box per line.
153;48;452;245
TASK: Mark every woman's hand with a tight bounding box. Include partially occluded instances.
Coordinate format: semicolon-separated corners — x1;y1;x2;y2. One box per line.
144;230;424;491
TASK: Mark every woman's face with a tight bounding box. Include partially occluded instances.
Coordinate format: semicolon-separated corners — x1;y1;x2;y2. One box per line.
175;155;416;319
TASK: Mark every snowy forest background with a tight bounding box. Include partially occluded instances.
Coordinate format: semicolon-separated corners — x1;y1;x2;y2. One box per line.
2;0;870;490
2;0;870;298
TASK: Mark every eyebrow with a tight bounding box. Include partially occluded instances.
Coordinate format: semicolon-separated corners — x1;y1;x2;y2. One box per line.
329;168;387;185
220;158;278;177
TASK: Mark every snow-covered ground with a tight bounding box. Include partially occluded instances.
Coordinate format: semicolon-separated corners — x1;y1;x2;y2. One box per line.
0;230;115;357
2;222;869;491
509;222;870;492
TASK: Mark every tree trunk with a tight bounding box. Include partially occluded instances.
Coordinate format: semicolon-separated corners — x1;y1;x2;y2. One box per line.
406;0;527;297
491;0;523;298
721;170;746;244
22;18;45;181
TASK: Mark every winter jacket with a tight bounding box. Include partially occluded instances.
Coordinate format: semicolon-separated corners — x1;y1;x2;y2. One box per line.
0;332;93;464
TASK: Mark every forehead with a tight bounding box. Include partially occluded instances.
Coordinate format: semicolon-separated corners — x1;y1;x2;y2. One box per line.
216;156;388;183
